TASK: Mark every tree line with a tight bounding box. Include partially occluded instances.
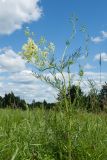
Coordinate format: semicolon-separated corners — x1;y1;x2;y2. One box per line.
0;92;55;110
57;82;107;112
0;82;107;112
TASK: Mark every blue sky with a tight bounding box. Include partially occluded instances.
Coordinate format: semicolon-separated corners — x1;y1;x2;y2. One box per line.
0;0;107;102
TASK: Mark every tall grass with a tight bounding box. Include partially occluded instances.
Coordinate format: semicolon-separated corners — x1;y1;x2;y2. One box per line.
0;108;107;160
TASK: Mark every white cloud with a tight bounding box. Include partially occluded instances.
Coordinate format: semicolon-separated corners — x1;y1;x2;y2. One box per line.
91;36;104;44
84;72;107;81
0;47;107;103
2;79;57;103
101;31;107;38
49;71;107;93
0;0;42;34
91;30;107;44
83;71;107;91
9;70;36;83
0;48;26;72
95;52;107;62
0;48;57;103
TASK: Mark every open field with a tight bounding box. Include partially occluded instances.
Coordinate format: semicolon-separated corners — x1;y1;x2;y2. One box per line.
0;109;107;160
0;0;107;160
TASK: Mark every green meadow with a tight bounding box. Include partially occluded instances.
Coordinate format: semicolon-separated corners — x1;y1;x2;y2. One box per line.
0;108;107;160
0;1;107;160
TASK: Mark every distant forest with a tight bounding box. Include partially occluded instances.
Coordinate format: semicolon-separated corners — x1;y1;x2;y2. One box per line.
0;83;107;112
0;92;55;110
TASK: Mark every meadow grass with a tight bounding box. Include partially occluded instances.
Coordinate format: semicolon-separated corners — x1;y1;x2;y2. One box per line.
0;108;107;160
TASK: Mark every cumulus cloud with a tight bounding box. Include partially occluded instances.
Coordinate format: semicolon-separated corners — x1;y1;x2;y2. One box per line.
9;70;36;84
0;0;42;34
83;71;107;91
91;30;107;44
91;36;104;44
95;52;107;62
0;48;106;103
0;48;57;103
49;71;107;93
101;31;107;38
84;72;107;81
3;74;57;103
0;48;26;72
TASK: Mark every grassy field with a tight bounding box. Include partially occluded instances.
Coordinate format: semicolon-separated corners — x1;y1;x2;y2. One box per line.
0;108;107;160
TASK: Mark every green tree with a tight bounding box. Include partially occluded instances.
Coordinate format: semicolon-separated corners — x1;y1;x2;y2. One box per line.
58;85;84;108
99;82;107;111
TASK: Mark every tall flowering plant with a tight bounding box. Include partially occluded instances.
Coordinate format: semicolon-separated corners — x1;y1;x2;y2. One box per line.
20;16;89;160
21;17;88;110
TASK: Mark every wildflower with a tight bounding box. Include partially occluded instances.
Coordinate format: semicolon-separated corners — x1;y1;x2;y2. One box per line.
22;38;38;60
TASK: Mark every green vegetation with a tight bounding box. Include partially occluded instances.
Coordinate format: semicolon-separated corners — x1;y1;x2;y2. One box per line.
0;17;107;160
0;109;107;160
